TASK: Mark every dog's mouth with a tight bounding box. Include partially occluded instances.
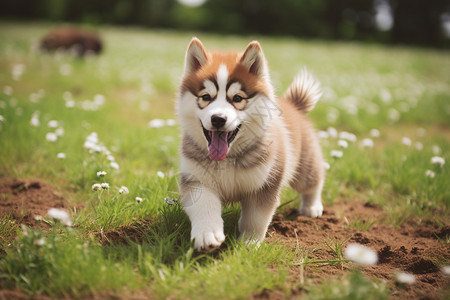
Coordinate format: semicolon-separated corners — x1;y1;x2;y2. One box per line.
202;124;241;161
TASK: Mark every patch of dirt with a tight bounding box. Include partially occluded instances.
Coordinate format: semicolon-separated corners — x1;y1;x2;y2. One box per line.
267;201;450;300
0;177;68;226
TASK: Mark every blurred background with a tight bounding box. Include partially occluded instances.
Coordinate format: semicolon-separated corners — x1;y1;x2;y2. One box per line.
1;0;450;47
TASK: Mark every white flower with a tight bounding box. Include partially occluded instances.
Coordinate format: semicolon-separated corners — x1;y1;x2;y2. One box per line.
360;138;374;148
12;64;25;80
136;197;143;203
379;88;392;103
3;85;13;95
66;100;76;108
425;170;435;178
97;171;107;177
441;265;450;276
164;197;178;205
46;132;58;142
30;111;40;127
48;120;59;128
93;94;105;106
323;161;330;170
60;64;72;76
395;272;415;285
166;119;176;126
401;137;412;146
317;131;329;139
337;139;348;148
388;108;400;122
344;243;378;266
417;127;426;137
48;208;72;226
370;129;380;138
0;115;5;122
57;153;66;159
431;156;445;167
148;119;165;128
110;162;119;170
34;237;46;246
101;183;110;190
330;150;343;158
55;128;64;136
327;127;338;139
432;145;441;155
92;183;102;191
414;142;423;151
157;171;165;178
339;131;357;142
119;186;129;194
34;215;43;221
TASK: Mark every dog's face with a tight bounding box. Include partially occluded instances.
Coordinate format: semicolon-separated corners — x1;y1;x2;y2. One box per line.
178;38;275;161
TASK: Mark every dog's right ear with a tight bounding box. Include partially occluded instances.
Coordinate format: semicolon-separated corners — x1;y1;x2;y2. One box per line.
184;38;208;75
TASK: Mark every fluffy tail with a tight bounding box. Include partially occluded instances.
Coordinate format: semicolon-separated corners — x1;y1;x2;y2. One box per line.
284;69;322;113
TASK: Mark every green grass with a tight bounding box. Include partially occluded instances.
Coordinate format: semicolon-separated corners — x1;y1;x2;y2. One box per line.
0;22;449;298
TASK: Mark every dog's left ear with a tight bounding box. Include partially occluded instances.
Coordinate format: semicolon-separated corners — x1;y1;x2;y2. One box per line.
240;41;266;77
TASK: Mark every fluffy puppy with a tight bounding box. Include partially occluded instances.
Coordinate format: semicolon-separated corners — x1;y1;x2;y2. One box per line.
177;38;325;251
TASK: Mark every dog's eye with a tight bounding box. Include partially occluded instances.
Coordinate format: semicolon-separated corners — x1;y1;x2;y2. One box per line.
232;95;243;103
201;94;212;101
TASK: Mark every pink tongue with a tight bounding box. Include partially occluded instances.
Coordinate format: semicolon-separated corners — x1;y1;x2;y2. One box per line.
209;131;229;161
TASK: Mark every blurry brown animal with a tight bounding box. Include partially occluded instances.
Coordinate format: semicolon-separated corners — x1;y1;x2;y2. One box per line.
40;27;103;56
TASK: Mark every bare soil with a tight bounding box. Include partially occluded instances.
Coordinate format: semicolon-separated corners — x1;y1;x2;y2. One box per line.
265;201;450;299
0;177;68;226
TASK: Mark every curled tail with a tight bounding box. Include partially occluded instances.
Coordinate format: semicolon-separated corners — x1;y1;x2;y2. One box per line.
284;69;322;113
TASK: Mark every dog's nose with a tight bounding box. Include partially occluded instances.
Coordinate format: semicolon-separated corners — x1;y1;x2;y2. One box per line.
211;114;227;128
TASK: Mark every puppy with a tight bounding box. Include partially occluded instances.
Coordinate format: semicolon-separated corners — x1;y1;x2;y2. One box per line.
177;38;325;251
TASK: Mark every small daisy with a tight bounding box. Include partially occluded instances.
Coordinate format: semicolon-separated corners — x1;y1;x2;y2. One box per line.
92;183;102;191
34;215;43;221
46;132;58;142
164;197;178;205
317;131;329;139
388;108;400;122
327;127;338;139
166;119;176;126
337;139;348;148
330;150;343;158
339;131;357;143
57;153;66;159
148;119;166;128
101;183;110;190
360;138;374;148
425;170;435;178
48;208;72;226
136;197;143;203
110;162;119;170
370;129;380;138
55;128;64;136
441;265;450;276
431;156;445;167
401;137;412;146
414;142;423;151
119;186;129;195
432;145;441;155
48;120;59;128
323;161;330;170
157;171;165;178
395;272;415;285
344;243;378;266
97;171;107;177
34;237;46;246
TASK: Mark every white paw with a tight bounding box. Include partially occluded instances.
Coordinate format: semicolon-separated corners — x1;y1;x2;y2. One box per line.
299;203;323;218
191;227;225;251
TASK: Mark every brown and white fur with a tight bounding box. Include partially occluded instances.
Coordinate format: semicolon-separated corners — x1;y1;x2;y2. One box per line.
177;38;325;251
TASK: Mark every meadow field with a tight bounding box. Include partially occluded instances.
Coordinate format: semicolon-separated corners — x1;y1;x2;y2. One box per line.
0;22;449;299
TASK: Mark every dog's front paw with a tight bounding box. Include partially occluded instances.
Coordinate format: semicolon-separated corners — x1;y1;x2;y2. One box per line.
191;227;225;251
299;203;323;218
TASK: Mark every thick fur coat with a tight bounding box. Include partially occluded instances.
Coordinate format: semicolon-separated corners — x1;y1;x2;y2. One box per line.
177;38;325;250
